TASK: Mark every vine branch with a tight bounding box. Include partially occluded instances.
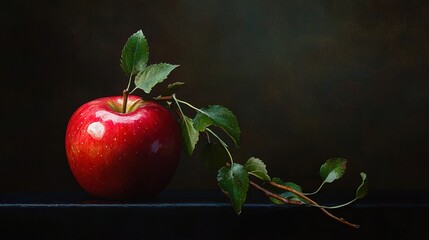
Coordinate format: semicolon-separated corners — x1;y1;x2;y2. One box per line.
269;181;360;229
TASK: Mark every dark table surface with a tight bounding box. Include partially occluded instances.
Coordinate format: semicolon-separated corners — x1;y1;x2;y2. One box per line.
1;190;428;239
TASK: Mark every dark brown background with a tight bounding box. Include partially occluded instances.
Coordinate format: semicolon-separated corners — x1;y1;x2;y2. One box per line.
1;0;428;195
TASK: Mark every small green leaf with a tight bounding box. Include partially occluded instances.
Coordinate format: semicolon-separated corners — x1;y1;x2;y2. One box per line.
120;30;149;76
279;182;303;202
167;82;186;91
320;158;347;184
201;142;229;170
179;115;199;156
269;177;304;204
193;105;240;146
135;63;179;94
244;157;271;181
356;172;368;199
217;163;249;214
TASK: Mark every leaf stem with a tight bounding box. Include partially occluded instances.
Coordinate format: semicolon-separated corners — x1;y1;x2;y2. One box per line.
176;98;208;116
309;198;358;209
172;94;186;119
304;182;325;196
154;94;207;115
269;181;360;229
129;87;137;94
206;128;234;165
205;131;211;143
126;73;133;91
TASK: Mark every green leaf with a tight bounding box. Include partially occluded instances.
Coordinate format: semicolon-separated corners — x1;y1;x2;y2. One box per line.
193;105;240;146
269;177;304;204
179;115;199;156
356;172;368;199
279;182;303;202
201;142;229;170
217;163;249;214
244;157;271;181
167;82;186;92
320;158;347;184
134;63;179;94
120;30;149;76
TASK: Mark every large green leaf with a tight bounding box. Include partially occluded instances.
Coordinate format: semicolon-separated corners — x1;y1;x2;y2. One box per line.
179;115;199;156
356;172;368;199
193;105;240;146
201;142;229;170
244;157;271;181
120;30;149;76
134;63;179;94
320;158;347;184
217;163;249;214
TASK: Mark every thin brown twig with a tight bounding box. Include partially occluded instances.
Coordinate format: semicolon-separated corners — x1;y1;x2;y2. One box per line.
122;89;129;113
154;95;173;101
269;181;360;229
249;180;304;206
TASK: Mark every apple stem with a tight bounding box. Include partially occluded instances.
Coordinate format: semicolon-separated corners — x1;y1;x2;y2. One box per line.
122;89;129;113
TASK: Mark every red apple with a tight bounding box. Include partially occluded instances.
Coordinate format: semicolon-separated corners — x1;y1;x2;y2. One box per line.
65;95;181;200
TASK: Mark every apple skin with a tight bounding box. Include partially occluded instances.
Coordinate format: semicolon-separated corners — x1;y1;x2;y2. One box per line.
65;95;181;200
